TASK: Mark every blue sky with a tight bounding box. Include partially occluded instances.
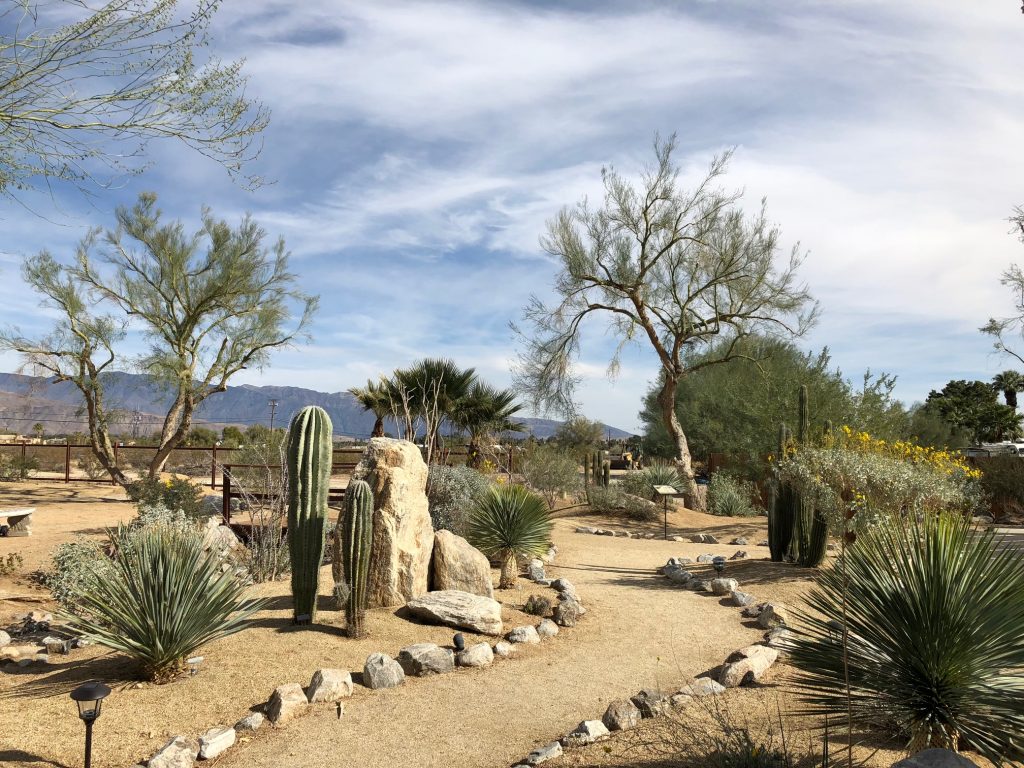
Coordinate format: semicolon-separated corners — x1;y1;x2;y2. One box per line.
2;1;1024;433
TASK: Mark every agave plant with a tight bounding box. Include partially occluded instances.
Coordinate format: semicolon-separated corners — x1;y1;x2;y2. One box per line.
61;522;264;683
620;462;685;500
466;484;553;588
790;512;1024;761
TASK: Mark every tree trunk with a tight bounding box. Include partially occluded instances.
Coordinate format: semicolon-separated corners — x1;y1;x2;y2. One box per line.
76;372;130;488
1008;389;1018;410
657;373;694;482
499;552;518;589
148;391;194;478
371;415;385;438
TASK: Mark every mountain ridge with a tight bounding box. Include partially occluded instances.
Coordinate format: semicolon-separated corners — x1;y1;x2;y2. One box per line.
0;371;635;440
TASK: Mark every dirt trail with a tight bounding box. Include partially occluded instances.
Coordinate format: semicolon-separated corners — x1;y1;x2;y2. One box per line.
217;515;811;768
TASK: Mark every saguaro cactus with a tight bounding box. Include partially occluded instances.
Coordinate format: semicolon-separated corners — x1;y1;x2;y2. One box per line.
286;405;332;624
341;479;374;638
768;424;796;562
793;385;829;567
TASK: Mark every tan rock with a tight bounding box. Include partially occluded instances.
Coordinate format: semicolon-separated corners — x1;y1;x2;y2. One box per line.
430;530;494;597
354;438;434;607
266;683;308;724
719;645;779;687
406;590;504;635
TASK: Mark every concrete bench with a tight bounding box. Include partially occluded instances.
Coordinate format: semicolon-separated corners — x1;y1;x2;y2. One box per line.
0;508;35;537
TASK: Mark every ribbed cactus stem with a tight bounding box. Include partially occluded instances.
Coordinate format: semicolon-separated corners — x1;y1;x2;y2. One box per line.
286;406;332;624
768;423;795;563
583;455;591;487
798;385;809;444
602;460;611;488
341;479;374;639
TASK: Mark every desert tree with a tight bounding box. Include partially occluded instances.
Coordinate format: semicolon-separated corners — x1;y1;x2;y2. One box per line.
1;192;317;485
453;382;523;468
348;378;392;438
0;0;270;198
992;370;1024;410
513;134;817;482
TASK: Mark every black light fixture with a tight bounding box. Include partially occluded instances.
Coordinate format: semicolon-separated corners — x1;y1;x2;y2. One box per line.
70;681;110;768
712;556;726;574
453;633;466;652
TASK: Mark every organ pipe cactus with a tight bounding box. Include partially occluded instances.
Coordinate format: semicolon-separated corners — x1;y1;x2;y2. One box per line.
341;479;374;638
286;406;332;624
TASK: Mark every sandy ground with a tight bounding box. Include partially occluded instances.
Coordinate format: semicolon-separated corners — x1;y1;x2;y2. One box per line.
0;481;918;768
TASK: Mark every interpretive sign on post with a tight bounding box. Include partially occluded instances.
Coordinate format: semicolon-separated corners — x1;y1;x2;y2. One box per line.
653;485;682;541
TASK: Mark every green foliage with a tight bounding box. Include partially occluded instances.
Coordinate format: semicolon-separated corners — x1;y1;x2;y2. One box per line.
639;337;908;471
59;521;262;683
976;455;1024;519
553;416;605;459
0;453;39;481
185;426;219;446
340;479;373;639
925;379;1022;443
47;539;112;616
790;513;1024;760
0;551;24;576
285;406;332;624
707;473;761;517
518;443;581;508
126;476;204;519
587;485;661;522
523;594;552;616
992;370;1024;409
426;464;492;535
466;485;553;588
619;462;686;500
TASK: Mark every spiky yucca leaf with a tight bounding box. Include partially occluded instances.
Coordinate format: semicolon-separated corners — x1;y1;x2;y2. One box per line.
61;522;264;682
790;513;1024;761
466;484;552;588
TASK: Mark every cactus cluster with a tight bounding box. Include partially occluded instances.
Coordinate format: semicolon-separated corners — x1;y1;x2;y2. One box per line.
340;479;374;638
768;385;829;567
286;405;333;624
583;450;610;488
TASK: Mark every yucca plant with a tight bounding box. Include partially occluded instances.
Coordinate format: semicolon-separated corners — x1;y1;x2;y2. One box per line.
790;512;1024;761
466;484;553;588
61;522;264;683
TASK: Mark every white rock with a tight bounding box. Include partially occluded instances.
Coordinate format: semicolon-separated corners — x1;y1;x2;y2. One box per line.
719;646;779;687
0;631;10;648
536;619;559;638
397;643;455;676
525;741;563;765
306;668;353;702
363;652;405;689
456;642;494;667
678;677;725;697
198;726;235;760
757;602;790;629
562;719;610;747
602;699;642;731
507;625;541;644
148;736;199;768
406;590;504;635
430;530;494;597
493;640;515;657
233;712;264;732
266;683;308;724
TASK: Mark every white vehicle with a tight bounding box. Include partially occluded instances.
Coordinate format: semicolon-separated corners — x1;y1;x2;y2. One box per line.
966;442;1024;458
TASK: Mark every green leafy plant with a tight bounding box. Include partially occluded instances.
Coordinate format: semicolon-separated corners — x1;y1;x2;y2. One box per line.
620;462;686;500
466;484;552;589
518;443;581;508
587;485;660;522
0;453;39;481
707;473;762;517
47;539;112;615
126;475;204;519
60;521;263;682
790;512;1024;760
426;464;492;535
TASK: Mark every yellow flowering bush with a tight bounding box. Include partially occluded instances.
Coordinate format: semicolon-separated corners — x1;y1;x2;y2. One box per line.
775;426;983;537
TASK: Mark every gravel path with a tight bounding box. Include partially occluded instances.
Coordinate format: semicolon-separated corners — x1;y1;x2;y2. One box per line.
217;515;808;768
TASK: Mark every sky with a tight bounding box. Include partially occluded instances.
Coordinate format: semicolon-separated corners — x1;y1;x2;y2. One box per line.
1;0;1024;434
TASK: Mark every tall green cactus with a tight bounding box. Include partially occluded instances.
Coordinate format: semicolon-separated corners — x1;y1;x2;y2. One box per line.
341;479;374;638
583;456;591;488
768;424;796;562
286;406;332;624
793;385;829;567
602;460;611;488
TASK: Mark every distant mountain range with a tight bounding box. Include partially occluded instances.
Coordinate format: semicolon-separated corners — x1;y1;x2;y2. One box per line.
0;371;635;441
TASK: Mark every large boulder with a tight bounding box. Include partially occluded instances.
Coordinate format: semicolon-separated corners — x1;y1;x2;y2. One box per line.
397;643;455;676
406;590;504;635
430;530;494;597
354;438;435;607
719;645;779;688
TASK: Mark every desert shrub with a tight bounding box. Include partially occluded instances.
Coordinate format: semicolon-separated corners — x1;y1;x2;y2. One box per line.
426;464;492;535
619;462;687;501
707;473;762;517
790;512;1024;759
523;594;551;616
48;538;114;615
587;485;660;522
518;443;580;508
0;453;39;481
126;475;204;519
60;521;263;682
76;452;108;480
466;484;552;588
0;552;24;576
976;455;1024;519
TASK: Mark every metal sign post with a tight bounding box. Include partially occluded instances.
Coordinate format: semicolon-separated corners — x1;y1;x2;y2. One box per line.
653;484;682;541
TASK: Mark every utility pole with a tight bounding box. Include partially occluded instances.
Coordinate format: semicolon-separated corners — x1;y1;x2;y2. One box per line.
268;399;279;431
131;410;142;441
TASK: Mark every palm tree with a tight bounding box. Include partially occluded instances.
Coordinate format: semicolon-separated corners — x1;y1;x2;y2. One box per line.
392;358;476;449
348;379;391;437
453;383;524;467
992;370;1024;410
